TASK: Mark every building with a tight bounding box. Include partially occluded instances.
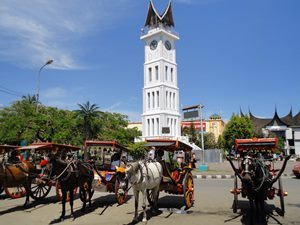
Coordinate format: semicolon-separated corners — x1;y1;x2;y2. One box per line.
141;1;181;140
242;109;300;156
206;114;225;142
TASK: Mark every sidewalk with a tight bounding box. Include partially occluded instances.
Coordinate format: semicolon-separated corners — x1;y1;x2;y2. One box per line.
192;160;298;179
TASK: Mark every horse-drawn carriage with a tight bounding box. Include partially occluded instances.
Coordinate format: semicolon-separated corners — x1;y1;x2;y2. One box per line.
0;142;80;203
0;144;24;198
84;140;129;205
144;139;195;210
227;138;291;217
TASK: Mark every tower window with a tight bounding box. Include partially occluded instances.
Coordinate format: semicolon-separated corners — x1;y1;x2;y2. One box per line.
152;92;155;108
171;68;173;82
147;92;150;109
155;66;159;81
165;66;168;81
149;67;152;82
157;91;159;108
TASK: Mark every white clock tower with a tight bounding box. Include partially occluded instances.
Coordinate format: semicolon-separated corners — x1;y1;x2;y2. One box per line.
141;0;181;140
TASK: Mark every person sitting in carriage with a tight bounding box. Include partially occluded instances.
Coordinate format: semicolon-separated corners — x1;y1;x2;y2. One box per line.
7;150;21;163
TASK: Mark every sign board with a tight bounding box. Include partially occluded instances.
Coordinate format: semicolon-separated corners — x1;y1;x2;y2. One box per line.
181;121;206;131
162;127;170;134
183;110;199;120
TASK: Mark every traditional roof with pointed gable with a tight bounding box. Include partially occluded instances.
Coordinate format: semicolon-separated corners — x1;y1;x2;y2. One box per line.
144;0;175;28
293;111;300;126
265;108;289;127
242;108;300;131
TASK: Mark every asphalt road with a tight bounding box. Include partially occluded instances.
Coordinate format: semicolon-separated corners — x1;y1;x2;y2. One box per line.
0;178;299;225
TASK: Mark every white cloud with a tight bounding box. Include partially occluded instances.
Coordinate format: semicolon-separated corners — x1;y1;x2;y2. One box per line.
0;0;131;70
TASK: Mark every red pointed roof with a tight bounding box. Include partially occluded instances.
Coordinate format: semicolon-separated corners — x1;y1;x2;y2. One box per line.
144;0;175;28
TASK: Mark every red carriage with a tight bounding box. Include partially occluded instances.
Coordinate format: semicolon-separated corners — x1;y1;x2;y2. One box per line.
144;139;195;210
17;142;80;201
227;138;290;216
84;140;129;205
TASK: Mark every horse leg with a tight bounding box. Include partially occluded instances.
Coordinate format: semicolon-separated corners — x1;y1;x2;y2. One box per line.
81;187;87;211
88;182;93;208
151;186;160;215
69;187;75;219
141;189;147;222
60;188;67;221
23;180;30;208
133;189;139;222
249;198;254;225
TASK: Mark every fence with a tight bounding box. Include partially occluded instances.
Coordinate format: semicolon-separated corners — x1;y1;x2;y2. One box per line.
194;149;224;163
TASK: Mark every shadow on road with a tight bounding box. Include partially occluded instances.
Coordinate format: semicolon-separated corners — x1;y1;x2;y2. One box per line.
225;200;284;225
49;194;132;224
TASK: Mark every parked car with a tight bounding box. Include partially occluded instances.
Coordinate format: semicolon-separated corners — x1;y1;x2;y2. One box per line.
292;163;300;178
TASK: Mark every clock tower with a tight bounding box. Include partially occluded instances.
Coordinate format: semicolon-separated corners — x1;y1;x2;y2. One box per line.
141;0;181;140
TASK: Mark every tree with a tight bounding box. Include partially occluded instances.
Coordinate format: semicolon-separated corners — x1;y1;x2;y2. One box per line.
77;101;100;140
204;132;217;149
127;142;147;160
223;114;254;150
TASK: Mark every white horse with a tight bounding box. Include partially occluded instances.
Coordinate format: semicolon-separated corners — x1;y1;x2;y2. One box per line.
125;160;162;222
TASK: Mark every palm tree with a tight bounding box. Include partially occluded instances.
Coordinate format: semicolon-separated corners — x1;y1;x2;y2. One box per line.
22;94;38;104
77;101;100;140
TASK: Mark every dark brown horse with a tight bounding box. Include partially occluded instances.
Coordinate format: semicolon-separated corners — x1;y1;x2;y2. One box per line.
48;155;94;221
0;160;36;206
227;155;291;223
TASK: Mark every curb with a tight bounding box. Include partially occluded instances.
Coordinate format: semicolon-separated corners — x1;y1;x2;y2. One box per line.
193;174;234;179
192;173;295;179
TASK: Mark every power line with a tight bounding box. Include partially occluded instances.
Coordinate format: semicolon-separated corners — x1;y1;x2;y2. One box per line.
0;84;25;97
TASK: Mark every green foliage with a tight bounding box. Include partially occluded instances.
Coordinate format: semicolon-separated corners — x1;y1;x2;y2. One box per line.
126;142;147;160
204;132;217;149
0;97;140;147
223;114;254;150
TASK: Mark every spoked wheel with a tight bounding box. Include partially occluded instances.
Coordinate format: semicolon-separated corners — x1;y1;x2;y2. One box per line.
29;178;52;200
115;179;128;205
79;184;94;203
183;172;194;210
233;175;238;213
278;178;285;217
56;182;77;202
146;189;159;207
5;185;26;199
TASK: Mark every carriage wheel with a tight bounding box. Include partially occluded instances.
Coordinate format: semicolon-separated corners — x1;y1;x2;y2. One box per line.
115;179;128;205
233;175;238;213
146;189;159;207
5;185;26;199
79;184;94;203
183;172;194;210
29;178;52;200
56;182;77;202
278;178;285;217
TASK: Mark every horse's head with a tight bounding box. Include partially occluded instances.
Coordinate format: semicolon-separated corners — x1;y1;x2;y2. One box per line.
47;153;66;179
124;161;141;185
240;156;257;183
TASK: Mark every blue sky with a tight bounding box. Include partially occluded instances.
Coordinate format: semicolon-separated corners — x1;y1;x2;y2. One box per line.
0;0;299;122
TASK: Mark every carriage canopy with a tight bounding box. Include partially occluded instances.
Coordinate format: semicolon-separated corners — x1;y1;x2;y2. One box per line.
235;138;278;153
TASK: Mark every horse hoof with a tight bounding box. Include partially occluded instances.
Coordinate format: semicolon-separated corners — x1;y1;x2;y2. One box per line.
142;218;147;222
59;217;64;222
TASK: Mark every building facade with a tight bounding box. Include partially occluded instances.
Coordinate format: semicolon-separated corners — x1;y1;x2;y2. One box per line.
242;109;300;156
141;1;181;140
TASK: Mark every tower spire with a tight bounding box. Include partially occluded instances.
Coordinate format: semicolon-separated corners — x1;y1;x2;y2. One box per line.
144;0;174;28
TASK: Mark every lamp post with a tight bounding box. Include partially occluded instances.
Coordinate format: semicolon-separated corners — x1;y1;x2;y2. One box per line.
199;104;205;164
36;59;53;111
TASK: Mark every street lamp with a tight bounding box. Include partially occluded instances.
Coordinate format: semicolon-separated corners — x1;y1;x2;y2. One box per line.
36;59;53;109
199;104;205;163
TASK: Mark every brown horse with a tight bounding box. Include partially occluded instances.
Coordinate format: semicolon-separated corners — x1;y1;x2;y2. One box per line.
0;160;36;206
48;155;94;221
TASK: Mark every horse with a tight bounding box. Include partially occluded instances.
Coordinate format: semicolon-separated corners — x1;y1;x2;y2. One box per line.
227;155;291;223
0;160;36;207
124;160;162;222
48;155;94;221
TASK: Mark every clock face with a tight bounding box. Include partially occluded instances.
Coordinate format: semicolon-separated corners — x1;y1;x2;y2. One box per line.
165;40;172;50
150;40;158;50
